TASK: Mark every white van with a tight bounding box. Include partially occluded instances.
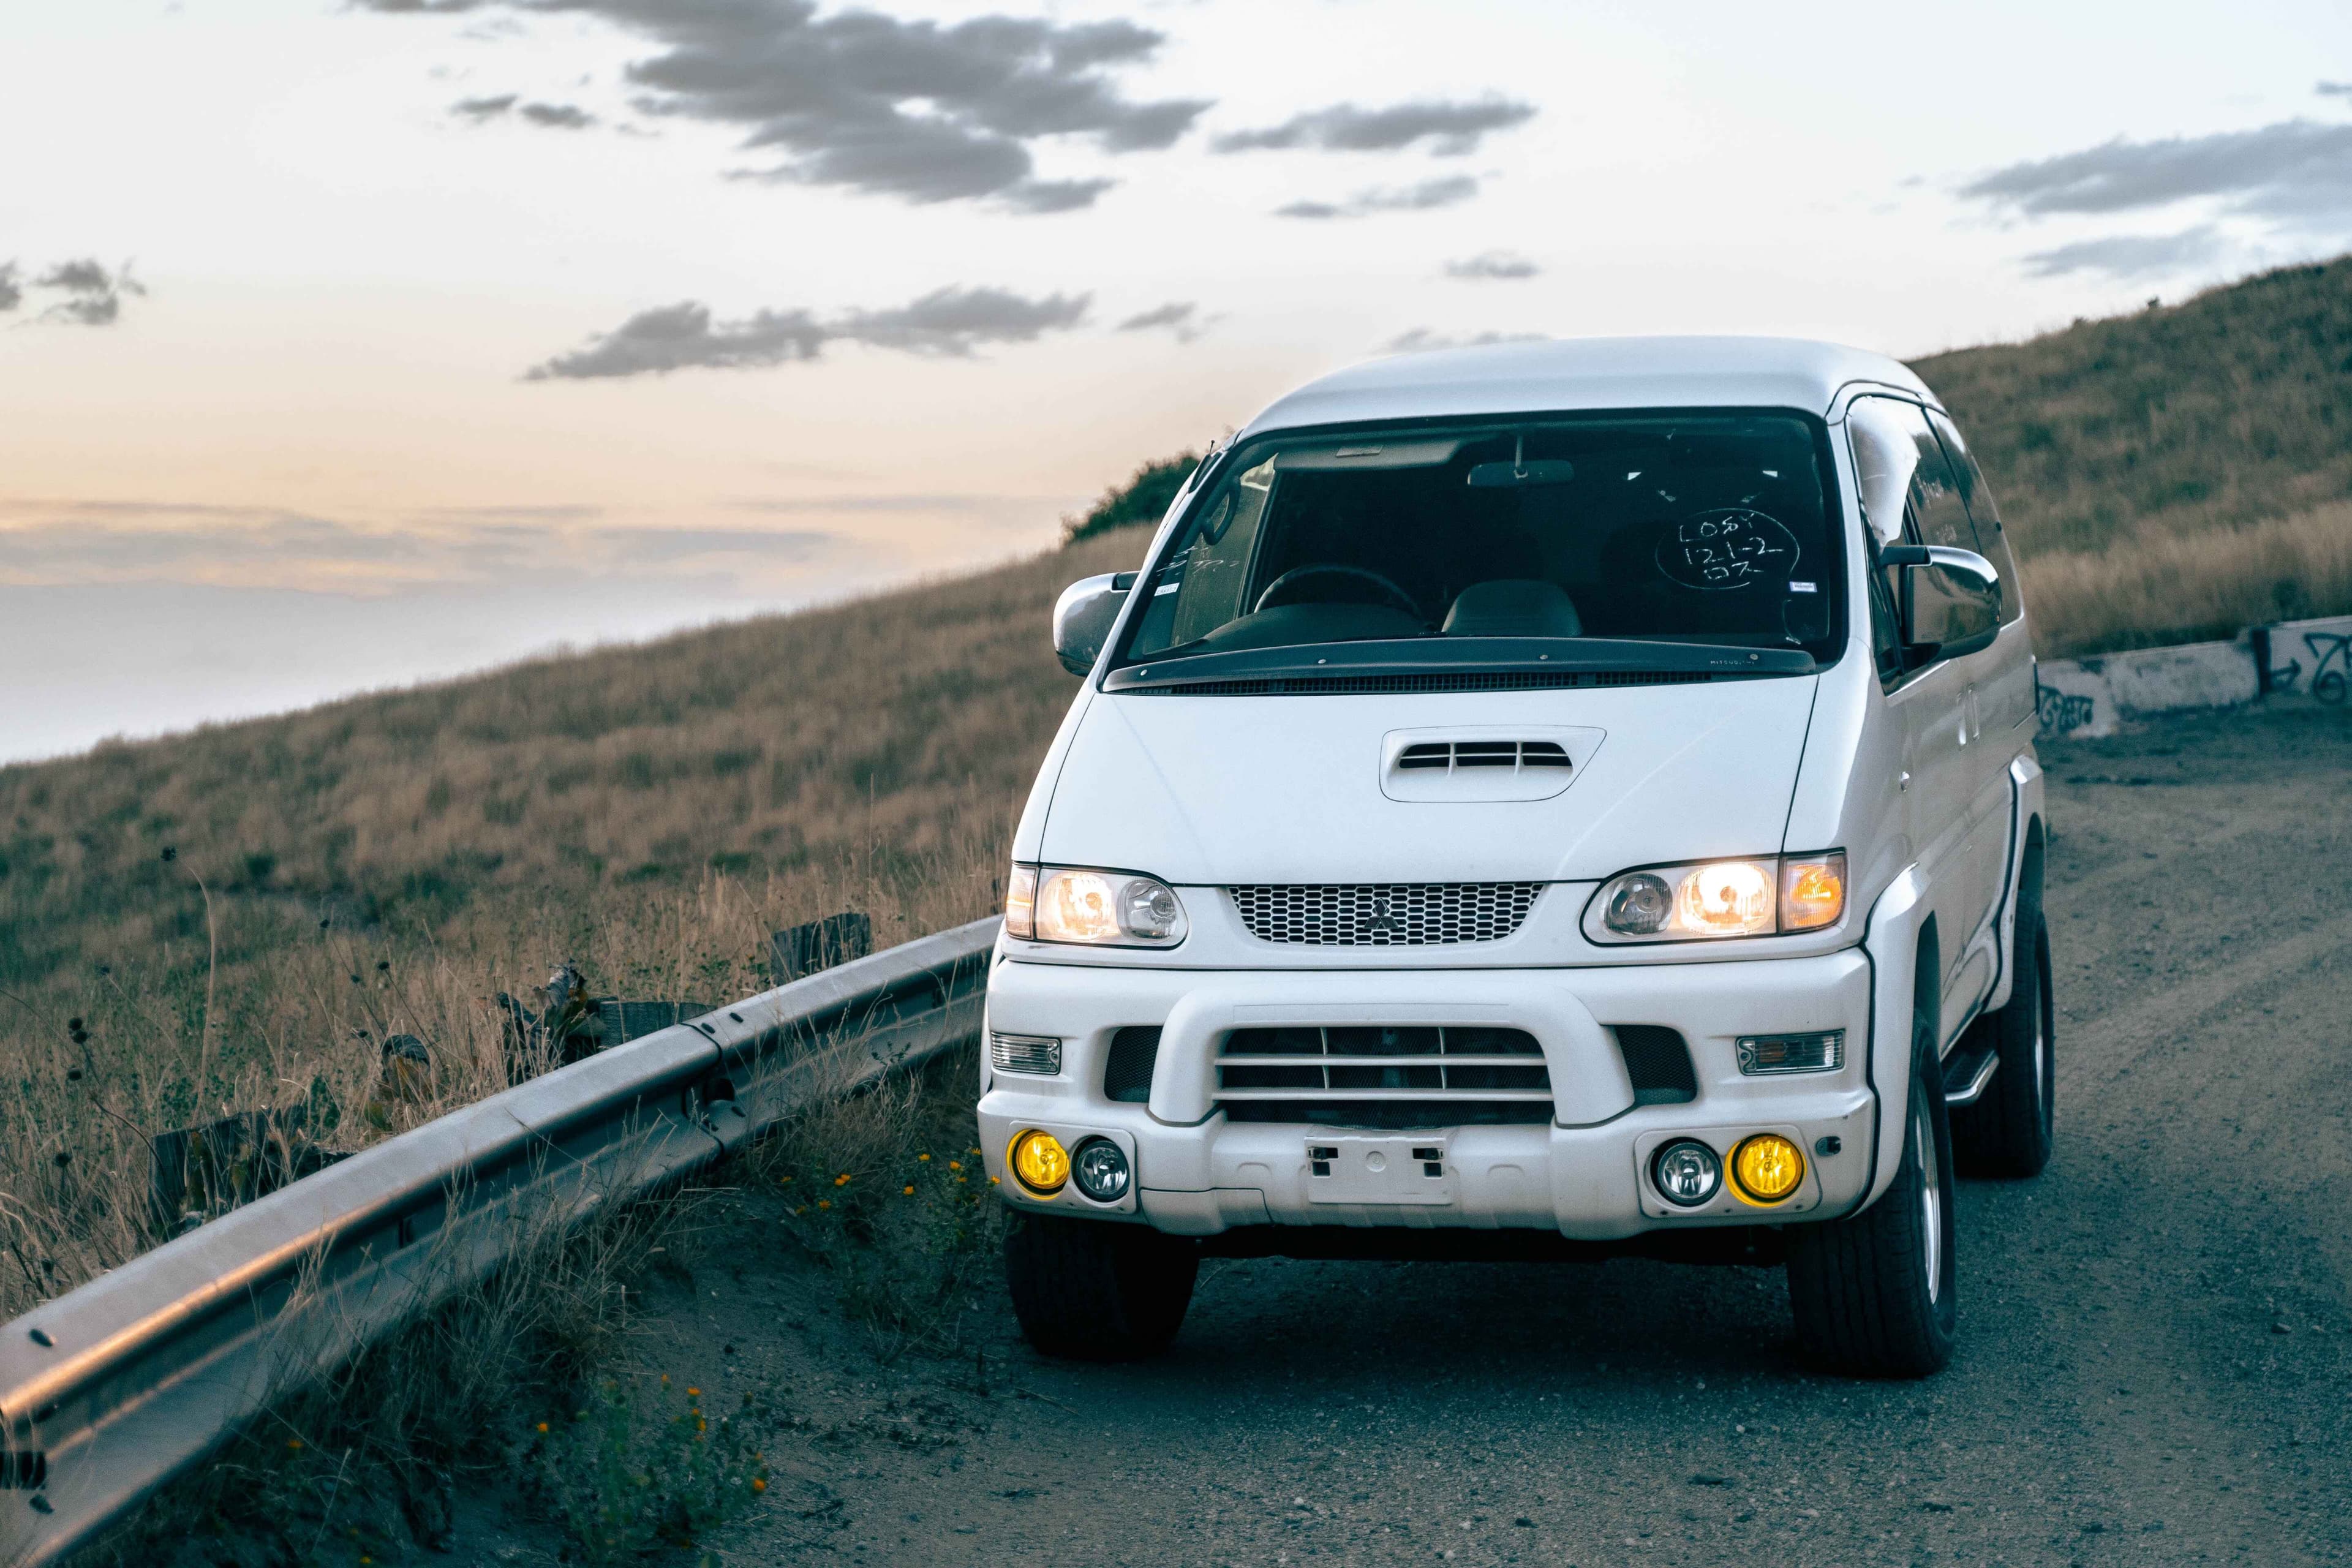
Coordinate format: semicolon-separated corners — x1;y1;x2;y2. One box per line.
978;337;2052;1377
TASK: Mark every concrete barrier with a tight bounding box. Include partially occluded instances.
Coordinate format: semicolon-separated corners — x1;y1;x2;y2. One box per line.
2033;614;2352;739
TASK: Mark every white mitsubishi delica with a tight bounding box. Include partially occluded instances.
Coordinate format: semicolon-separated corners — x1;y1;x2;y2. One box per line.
978;337;2054;1378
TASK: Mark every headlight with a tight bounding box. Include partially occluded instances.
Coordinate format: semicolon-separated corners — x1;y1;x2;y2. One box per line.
1585;851;1844;943
1004;864;1189;946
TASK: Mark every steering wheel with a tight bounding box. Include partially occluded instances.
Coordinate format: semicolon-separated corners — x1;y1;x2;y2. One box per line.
1253;564;1422;618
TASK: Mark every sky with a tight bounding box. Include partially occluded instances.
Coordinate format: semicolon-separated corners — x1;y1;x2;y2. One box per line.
7;0;2352;762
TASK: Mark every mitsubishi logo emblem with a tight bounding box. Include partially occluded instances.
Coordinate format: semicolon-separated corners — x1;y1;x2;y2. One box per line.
1364;898;1402;934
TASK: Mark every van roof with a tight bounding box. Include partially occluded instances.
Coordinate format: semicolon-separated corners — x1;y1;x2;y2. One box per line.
1238;335;1935;438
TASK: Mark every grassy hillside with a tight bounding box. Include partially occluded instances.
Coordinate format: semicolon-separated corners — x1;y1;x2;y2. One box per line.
1911;257;2352;654
0;531;1142;1315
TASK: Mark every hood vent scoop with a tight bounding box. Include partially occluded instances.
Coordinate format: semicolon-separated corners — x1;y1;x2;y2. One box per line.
1382;726;1603;804
1396;740;1572;772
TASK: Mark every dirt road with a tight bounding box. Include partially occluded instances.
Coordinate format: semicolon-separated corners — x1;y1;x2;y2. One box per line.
540;704;2352;1567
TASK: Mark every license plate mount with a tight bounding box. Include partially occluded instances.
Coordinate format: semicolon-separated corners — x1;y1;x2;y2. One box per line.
1305;1134;1452;1205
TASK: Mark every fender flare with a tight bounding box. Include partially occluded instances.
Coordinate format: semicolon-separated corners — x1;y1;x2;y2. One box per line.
1858;864;1932;1210
1983;752;2046;1014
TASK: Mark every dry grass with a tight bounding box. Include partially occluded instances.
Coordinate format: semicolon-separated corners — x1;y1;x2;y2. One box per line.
1908;255;2352;655
2022;502;2352;658
88;1186;707;1566
1913;256;2352;560
0;529;1147;1320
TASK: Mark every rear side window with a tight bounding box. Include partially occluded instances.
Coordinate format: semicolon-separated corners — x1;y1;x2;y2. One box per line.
1926;409;2024;625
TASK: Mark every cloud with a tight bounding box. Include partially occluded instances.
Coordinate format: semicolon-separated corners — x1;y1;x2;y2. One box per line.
0;497;842;592
519;100;594;129
361;0;1210;212
1444;250;1538;281
0;263;18;314
2019;225;2230;279
1958;119;2352;225
1382;327;1548;354
526;284;1090;379
1275;175;1479;220
26;259;145;326
1116;300;1208;342
452;93;597;129
1213;98;1535;156
2319;81;2352;98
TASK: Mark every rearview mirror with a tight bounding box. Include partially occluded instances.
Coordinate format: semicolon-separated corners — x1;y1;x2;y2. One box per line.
1052;571;1134;676
1883;545;2002;663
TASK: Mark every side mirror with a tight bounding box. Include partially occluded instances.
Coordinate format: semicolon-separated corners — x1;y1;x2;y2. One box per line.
1883;545;2002;663
1052;571;1134;676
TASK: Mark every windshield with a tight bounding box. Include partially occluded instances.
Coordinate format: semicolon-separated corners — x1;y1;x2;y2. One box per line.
1115;411;1844;671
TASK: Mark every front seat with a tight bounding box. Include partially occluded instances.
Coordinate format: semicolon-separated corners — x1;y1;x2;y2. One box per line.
1441;579;1584;638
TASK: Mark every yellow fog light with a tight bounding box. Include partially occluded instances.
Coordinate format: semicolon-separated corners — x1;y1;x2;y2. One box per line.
1732;1134;1806;1204
1009;1129;1069;1195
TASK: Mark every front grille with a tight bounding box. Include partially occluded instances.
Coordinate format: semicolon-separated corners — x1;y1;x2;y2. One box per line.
1217;1025;1553;1128
1229;882;1542;946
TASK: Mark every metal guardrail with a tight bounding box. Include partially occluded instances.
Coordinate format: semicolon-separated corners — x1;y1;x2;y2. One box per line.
0;917;1000;1568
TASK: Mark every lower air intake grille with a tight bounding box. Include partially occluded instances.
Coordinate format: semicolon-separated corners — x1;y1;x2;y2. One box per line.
1103;1026;1161;1103
1614;1025;1697;1105
1218;1025;1552;1128
1229;882;1542;946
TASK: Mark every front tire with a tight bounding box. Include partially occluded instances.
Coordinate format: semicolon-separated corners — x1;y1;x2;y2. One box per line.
1785;1015;1958;1377
1003;1212;1197;1361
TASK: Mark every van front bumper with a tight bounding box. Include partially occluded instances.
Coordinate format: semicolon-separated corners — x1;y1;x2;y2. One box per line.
976;950;1879;1242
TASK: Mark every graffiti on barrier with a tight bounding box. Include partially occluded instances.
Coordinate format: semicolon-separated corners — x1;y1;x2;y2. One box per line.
2035;684;2099;734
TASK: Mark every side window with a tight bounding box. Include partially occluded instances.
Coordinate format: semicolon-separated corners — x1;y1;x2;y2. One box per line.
1847;396;1982;678
1129;454;1275;657
1926;409;2024;625
1898;406;1973;551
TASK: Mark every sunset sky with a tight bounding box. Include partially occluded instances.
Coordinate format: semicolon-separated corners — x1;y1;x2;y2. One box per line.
8;0;2352;760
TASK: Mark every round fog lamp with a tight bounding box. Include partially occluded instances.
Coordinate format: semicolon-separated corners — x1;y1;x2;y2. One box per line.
1009;1129;1069;1195
1071;1137;1131;1203
1651;1139;1722;1208
1732;1134;1806;1204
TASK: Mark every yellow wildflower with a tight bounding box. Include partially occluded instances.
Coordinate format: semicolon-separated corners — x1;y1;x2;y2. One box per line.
818;1199;831;1210
752;1477;767;1493
948;1161;962;1172
918;1153;931;1162
903;1185;915;1196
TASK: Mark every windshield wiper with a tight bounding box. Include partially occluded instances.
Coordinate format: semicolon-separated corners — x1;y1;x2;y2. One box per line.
1104;636;1814;693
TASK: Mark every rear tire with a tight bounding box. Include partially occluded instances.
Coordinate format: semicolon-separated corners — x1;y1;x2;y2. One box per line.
1953;896;2056;1177
1786;1014;1958;1377
1003;1212;1197;1361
